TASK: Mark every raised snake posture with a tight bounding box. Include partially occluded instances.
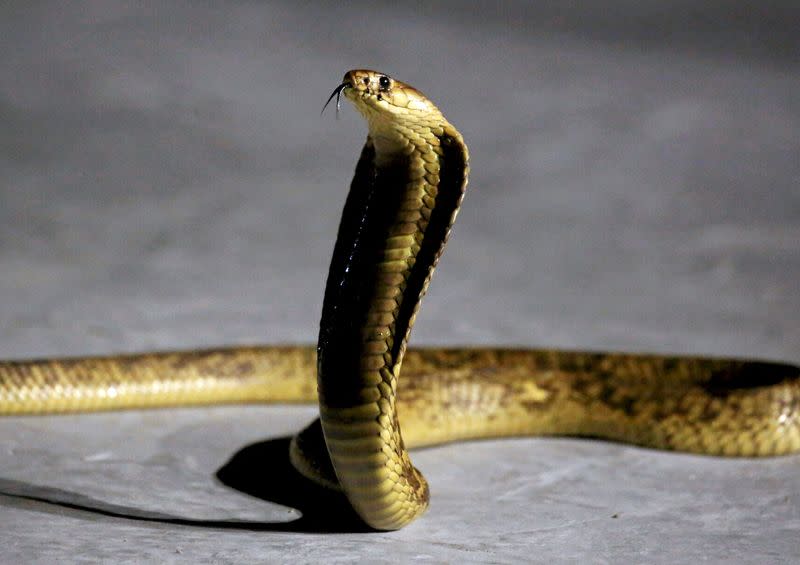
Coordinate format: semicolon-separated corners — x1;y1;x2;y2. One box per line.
1;70;799;530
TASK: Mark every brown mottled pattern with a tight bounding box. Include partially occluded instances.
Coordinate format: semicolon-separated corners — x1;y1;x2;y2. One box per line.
2;346;798;459
1;70;799;531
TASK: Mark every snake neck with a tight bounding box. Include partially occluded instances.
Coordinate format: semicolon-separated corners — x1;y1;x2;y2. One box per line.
316;123;468;529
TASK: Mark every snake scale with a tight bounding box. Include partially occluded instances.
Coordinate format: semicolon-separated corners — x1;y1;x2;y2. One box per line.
1;70;799;530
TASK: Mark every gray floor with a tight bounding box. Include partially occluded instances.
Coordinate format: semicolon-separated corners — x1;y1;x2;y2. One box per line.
1;2;799;563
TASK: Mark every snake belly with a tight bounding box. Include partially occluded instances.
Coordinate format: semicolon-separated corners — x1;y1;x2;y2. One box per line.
1;70;799;532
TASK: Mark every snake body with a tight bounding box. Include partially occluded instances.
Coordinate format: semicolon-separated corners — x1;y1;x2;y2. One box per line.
1;70;799;530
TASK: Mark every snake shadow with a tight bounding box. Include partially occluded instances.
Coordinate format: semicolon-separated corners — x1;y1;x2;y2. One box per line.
0;436;368;534
214;435;369;533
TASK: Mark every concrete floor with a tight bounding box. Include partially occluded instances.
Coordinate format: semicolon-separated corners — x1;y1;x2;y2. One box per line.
1;2;799;563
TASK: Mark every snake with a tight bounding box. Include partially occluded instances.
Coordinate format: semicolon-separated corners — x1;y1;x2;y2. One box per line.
1;69;799;531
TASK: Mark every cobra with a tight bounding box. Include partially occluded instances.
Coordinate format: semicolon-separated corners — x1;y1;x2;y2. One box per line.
1;70;799;531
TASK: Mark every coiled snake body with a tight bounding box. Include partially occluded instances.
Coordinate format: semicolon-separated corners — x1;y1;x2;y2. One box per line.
1;70;799;530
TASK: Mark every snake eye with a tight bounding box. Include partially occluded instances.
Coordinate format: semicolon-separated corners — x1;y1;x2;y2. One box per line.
378;75;391;91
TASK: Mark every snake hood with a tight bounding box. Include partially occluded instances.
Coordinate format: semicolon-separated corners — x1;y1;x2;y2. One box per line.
315;69;470;529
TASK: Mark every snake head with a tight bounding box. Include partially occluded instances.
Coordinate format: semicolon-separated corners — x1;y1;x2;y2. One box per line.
325;70;438;119
324;70;449;156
